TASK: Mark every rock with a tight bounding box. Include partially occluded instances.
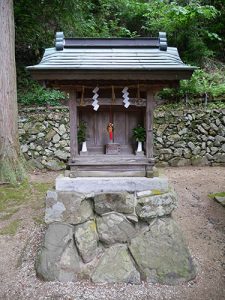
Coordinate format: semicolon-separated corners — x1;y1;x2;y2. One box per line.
21;144;28;153
94;192;135;215
214;153;225;163
44;159;66;171
156;137;163;144
30;122;45;134
191;156;209;166
29;158;45;169
96;212;136;245
74;220;99;263
137;190;152;198
46;129;56;141
210;147;219;155
36;223;81;282
222;116;225;125
167;134;180;143
37;132;45;138
187;142;195;151
156;124;167;136
169;158;191;167
183;148;192;159
59;192;93;224
214;196;225;207
197;125;207;135
55;149;69;161
53;134;60;143
159;149;172;154
128;218;196;284
178;128;188;135
58;124;67;135
174;141;186;148
214;135;225;146
155;161;169;167
210;123;219;132
221;144;225;152
174;148;183;157
136;192;177;220
45;191;93;224
91;244;140;284
192;146;201;155
206;153;214;161
55;177;169;193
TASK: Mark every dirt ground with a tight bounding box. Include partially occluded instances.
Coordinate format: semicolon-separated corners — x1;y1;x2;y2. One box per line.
0;167;224;300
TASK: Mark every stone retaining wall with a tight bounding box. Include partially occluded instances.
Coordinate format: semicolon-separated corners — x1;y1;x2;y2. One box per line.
36;177;196;284
18;106;225;169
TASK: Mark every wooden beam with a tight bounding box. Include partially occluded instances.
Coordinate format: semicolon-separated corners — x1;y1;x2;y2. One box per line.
69;90;78;162
146;90;154;159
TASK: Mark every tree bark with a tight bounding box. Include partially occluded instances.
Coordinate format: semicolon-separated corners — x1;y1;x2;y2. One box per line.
0;0;25;183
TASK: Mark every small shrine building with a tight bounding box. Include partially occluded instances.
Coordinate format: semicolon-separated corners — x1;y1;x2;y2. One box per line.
27;32;195;177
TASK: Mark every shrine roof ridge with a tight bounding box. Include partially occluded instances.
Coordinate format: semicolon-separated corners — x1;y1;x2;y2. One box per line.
55;32;167;51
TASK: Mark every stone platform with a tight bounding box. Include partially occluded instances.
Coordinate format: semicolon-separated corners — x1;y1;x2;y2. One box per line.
36;176;196;284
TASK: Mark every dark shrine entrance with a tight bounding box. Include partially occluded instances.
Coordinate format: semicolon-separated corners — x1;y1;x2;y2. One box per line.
78;105;144;155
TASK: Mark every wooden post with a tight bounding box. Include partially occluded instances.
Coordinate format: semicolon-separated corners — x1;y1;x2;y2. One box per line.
146;89;155;177
69;90;78;163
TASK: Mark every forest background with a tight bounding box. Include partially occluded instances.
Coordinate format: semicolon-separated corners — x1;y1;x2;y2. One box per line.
15;0;225;108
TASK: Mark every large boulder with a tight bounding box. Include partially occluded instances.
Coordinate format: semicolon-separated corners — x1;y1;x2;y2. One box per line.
36;223;81;282
94;192;135;215
74;220;100;263
129;218;196;284
96;212;136;245
91;244;140;284
136;191;177;221
45;191;94;224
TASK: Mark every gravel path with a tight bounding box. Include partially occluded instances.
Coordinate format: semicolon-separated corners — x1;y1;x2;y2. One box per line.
0;167;224;300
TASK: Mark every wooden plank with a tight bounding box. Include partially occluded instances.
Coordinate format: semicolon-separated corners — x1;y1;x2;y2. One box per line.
69;90;78;162
146;90;154;159
31;70;194;81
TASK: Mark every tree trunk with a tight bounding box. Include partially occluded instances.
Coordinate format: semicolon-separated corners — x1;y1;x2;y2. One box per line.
0;0;26;183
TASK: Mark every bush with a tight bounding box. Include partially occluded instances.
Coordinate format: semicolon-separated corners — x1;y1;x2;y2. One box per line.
18;83;66;106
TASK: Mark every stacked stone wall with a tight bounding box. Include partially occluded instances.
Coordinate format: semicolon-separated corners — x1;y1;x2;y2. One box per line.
18;106;225;169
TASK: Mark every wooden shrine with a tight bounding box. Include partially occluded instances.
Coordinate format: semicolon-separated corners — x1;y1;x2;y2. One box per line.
27;32;195;177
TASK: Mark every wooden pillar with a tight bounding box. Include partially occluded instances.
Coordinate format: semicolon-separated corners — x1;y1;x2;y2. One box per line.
69;90;78;163
146;89;155;177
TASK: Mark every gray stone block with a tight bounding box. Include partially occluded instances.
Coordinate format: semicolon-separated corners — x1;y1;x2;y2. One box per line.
96;212;136;245
129;218;196;284
55;176;169;193
36;223;81;282
91;244;140;284
136;191;177;220
94;192;135;215
74;220;99;263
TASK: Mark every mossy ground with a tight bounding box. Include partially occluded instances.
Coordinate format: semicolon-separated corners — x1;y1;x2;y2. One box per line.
208;192;225;198
0;178;53;235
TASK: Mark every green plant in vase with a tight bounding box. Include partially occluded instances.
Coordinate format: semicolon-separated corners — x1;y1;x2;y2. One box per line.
132;125;146;153
78;121;87;152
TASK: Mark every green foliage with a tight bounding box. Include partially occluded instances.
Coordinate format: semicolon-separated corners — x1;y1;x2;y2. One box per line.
18;83;66;106
132;125;146;142
77;121;87;144
159;60;225;103
143;0;218;64
208;192;225;199
14;0;225;105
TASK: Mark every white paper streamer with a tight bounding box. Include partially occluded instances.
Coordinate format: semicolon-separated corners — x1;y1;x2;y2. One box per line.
92;87;99;111
122;86;130;108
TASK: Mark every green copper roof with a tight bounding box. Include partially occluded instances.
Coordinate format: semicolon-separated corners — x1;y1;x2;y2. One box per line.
27;32;195;72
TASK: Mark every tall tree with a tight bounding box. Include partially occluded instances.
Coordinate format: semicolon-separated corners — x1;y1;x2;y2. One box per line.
0;0;25;183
